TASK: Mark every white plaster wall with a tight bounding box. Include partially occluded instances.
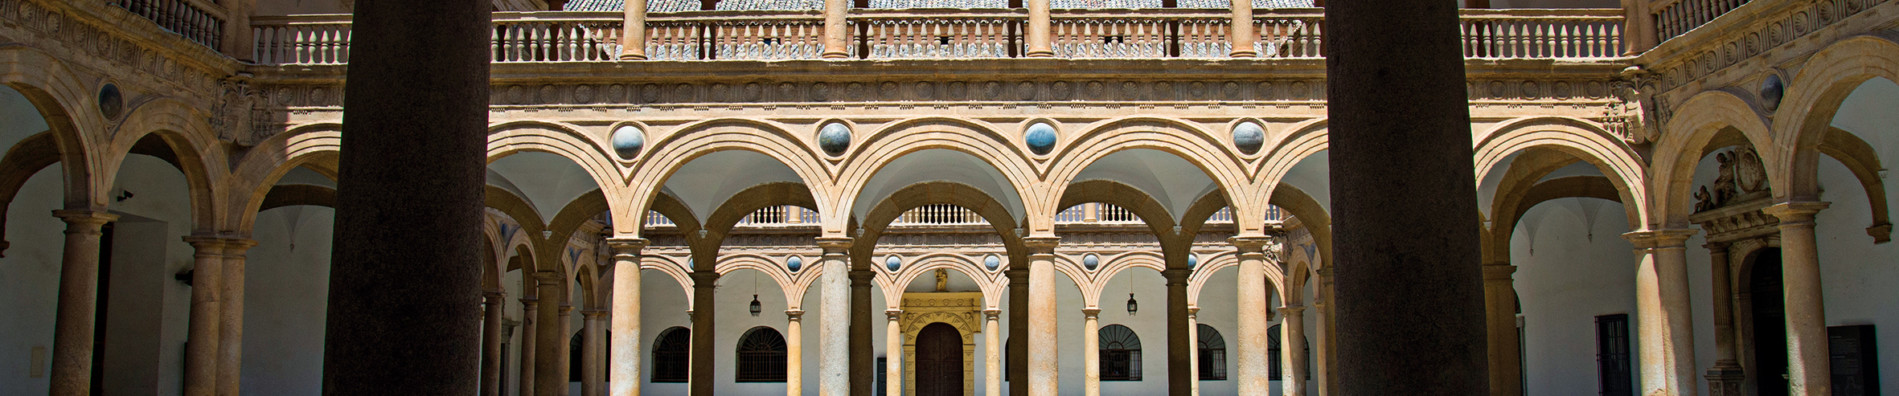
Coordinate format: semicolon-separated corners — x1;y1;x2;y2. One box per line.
1511;196;1638;395
1088;268;1167;395
0;167;65;395
239;206;334;395
640;266;692;396
103;154;198;396
1196;266;1239;396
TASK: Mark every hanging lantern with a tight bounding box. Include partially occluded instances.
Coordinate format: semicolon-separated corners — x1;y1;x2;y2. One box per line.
749;294;763;317
1126;293;1139;315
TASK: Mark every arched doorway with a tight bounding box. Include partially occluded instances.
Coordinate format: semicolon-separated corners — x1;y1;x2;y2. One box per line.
1747;247;1787;396
914;322;963;396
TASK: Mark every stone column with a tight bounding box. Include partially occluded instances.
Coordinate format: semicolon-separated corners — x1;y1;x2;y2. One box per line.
1006;267;1029;396
619;0;649;60
535;272;567;396
1618;0;1656;54
217;238;255;396
1024;0;1053;57
559;305;575;395
849;268;875;395
1764;202;1832;395
182;236;228;396
984;309;1002;396
886;310;903;396
821;0;850;58
483;291;508;396
1482;263;1522;396
1187;307;1200;396
1083;308;1101;396
1024;236;1060;394
787;310;805;396
1231;237;1272;394
48;209;116;396
1703;241;1744;396
520;297;539;396
1165;267;1192;395
1325;0;1485;392
1280;305;1307;396
1313;267;1335;396
583;309;607;396
815;237;852;395
689;270;719;396
322;0;490;391
1624;229;1700;396
608;238;647;396
1228;0;1256;57
221;0;256;59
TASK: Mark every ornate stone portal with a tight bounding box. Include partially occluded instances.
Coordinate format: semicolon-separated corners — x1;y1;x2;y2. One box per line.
900;285;983;396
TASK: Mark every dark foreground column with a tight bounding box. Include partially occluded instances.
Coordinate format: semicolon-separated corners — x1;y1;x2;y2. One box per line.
690;270;718;396
321;0;490;392
1324;0;1486;393
849;269;875;395
1005;266;1028;396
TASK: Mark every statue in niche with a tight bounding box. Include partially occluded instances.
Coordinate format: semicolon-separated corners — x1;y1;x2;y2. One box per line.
1694;186;1715;212
1712;152;1739;204
1736;147;1768;193
934;268;949;292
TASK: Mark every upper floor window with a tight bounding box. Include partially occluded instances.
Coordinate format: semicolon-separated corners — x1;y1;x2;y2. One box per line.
652;327;691;383
736;326;788;382
1099;324;1143;381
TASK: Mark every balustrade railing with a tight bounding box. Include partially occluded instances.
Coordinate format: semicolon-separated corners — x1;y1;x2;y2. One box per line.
896;204;985;226
110;0;227;50
1461;9;1624;59
1651;0;1749;42
248;9;1626;65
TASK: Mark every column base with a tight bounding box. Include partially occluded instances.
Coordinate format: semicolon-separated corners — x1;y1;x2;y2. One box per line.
1025;51;1054;58
619;53;648;61
1705;366;1745;396
1229;50;1258;58
822;52;850;59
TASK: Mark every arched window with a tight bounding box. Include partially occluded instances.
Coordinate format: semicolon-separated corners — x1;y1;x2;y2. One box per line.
1197;324;1227;380
735;326;788;382
568;331;613;382
652;327;691;383
1098;324;1142;381
1267;324;1311;379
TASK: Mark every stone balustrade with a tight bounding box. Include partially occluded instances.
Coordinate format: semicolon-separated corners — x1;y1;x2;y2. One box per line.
108;0;227;50
247;8;1627;66
1650;0;1750;42
646;203;1252;232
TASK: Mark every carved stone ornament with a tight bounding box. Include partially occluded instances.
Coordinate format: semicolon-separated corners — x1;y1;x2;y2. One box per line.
1694;147;1771;212
211;79;271;146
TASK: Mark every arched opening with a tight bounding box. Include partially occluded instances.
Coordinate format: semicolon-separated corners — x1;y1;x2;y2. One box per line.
652;327;692;383
735;326;787;382
1098;324;1143;381
1196;324;1226;380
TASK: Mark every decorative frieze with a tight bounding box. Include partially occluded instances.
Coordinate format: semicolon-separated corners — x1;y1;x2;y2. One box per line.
1650;0;1892;98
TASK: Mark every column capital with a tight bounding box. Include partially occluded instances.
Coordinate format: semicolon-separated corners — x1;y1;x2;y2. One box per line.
1763;201;1830;224
1229;236;1275;252
52;209;118;228
519;296;540;306
1005;268;1029;283
1482;264;1517;281
558;304;575;314
1621;228;1698;248
484;290;507;300
1277;305;1306;315
182;235;232;255
220;237;258;255
604;237;649;257
786;309;805;320
1081;308;1100;319
534;271;565;285
848;269;876;282
886;310;903;320
1161;268;1192;284
1186;306;1200;319
815;237;854;253
1023;236;1060;253
582;309;609;318
984;309;1001;319
689;270;720;284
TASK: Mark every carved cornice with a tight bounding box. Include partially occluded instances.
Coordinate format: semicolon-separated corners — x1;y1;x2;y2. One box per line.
1688;197;1780;243
1642;0;1895;113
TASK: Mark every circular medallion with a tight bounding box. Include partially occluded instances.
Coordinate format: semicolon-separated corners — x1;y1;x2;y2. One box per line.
1232;121;1265;155
1760;74;1785;112
818;122;852;157
1083;253;1100;270
610;125;645;160
1024;122;1057;155
98;83;122;120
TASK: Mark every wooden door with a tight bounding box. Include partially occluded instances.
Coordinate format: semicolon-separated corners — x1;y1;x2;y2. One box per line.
915;323;963;396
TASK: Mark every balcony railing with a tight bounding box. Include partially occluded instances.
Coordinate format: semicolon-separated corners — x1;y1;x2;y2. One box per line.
110;0;227;50
1651;0;1750;42
249;8;1625;66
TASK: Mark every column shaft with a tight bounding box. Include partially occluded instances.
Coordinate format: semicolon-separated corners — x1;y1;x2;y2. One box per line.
1024;0;1052;57
1006;268;1028;396
218;239;255;396
183;236;228;396
1625;229;1700;396
886;310;903;396
322;0;490;391
520;298;539;396
536;273;566;396
984;310;1002;396
1325;0;1485;392
849;269;874;395
48;210;116;396
1188;308;1200;396
583;310;606;396
1483;264;1522;396
1083;310;1101;396
1766;202;1832;395
619;0;649;59
483;291;507;396
1313;268;1335;396
559;305;574;396
1025;237;1059;395
1232;237;1272;394
1228;0;1256;57
1704;241;1744;395
787;311;805;396
1280;306;1307;396
821;0;850;58
1165;268;1192;396
608;238;647;396
690;271;719;396
817;238;851;396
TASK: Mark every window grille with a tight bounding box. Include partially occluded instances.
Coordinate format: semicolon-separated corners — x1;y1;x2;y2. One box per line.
1098;324;1142;381
1197;324;1226;380
736;326;788;382
652;327;691;383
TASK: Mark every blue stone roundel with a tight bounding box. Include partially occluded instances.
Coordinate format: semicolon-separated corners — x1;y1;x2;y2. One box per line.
1760;74;1785;112
984;254;1000;270
786;256;803;272
1232;121;1265;155
885;255;902;271
1082;253;1100;270
818;122;852;156
1024;122;1057;155
1187;254;1199;269
610;125;644;159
